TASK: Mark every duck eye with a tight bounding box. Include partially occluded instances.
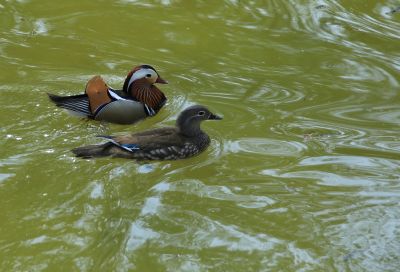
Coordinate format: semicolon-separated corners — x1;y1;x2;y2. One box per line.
198;111;205;116
146;74;152;78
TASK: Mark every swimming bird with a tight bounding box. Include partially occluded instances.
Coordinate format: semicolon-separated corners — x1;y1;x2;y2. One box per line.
48;64;168;124
72;105;222;160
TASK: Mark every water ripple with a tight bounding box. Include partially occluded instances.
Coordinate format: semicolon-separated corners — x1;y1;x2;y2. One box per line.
1;1;400;271
223;138;306;157
152;179;275;208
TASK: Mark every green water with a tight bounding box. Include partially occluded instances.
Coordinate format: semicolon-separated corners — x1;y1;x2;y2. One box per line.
1;1;400;271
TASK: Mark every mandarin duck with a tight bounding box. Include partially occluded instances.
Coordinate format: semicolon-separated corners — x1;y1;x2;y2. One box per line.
48;65;168;124
72;105;222;160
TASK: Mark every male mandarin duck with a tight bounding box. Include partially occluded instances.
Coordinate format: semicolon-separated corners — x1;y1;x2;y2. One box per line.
72;105;222;160
48;65;168;124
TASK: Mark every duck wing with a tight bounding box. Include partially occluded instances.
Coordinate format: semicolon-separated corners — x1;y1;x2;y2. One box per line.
100;127;186;154
47;93;93;117
48;76;111;118
73;128;184;159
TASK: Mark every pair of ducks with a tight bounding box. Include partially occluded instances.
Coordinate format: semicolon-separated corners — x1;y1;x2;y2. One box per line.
49;65;222;161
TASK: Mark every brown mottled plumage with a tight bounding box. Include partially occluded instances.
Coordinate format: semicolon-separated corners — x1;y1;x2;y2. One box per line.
72;105;222;161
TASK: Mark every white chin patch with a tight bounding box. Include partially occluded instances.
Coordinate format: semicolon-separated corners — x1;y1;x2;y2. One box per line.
127;68;157;90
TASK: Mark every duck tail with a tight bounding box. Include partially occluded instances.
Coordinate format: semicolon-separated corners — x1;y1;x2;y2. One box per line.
72;142;114;158
47;93;93;117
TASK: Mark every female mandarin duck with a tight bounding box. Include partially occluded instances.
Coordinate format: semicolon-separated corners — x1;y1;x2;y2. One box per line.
48;65;168;124
72;105;222;160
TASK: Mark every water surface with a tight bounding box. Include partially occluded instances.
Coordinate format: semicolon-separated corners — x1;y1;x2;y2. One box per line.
1;1;400;271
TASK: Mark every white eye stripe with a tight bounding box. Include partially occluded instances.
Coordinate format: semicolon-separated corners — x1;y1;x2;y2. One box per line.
127;68;157;90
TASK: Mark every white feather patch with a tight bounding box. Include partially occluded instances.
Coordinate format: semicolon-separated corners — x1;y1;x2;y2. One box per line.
127;68;157;90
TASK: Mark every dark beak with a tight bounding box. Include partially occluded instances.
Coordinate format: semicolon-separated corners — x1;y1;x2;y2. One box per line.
208;113;222;120
156;76;168;84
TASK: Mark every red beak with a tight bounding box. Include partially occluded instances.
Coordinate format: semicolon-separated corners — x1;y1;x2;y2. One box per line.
156;76;168;84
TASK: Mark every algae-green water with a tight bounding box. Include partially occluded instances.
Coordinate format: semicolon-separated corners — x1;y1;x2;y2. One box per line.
1;1;400;271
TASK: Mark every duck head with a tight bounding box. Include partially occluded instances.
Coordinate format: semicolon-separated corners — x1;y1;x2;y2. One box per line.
176;105;222;137
123;65;168;112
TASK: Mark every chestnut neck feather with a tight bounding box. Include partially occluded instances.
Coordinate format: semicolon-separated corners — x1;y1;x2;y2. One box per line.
129;80;166;112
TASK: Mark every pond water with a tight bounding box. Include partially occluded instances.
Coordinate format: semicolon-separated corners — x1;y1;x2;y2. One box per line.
1;1;400;271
